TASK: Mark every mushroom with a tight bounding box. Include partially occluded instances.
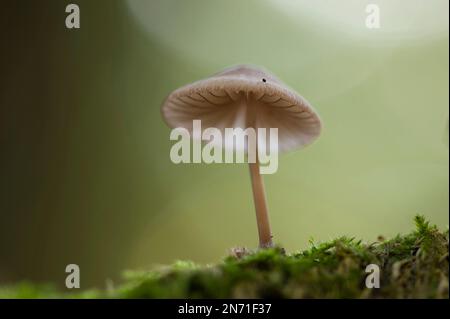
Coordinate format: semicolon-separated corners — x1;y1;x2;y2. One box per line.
161;65;322;248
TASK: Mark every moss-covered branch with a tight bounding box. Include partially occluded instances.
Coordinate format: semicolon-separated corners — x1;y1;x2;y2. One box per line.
1;216;448;299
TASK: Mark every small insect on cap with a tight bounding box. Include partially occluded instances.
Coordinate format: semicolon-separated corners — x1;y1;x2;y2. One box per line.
161;64;322;153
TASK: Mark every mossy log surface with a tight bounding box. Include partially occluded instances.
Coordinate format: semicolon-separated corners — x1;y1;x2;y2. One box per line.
1;216;448;299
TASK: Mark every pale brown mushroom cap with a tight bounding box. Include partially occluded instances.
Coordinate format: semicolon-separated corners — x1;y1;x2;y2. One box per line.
161;65;322;153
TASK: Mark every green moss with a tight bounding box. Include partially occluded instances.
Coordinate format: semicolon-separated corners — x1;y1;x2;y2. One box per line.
1;216;448;299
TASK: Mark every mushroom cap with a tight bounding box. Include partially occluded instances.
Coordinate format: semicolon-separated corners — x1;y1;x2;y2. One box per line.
161;65;322;153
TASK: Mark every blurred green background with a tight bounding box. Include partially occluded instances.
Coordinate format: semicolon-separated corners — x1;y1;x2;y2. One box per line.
0;0;448;288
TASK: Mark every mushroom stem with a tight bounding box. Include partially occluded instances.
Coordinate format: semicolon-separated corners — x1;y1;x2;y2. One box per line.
249;152;273;248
